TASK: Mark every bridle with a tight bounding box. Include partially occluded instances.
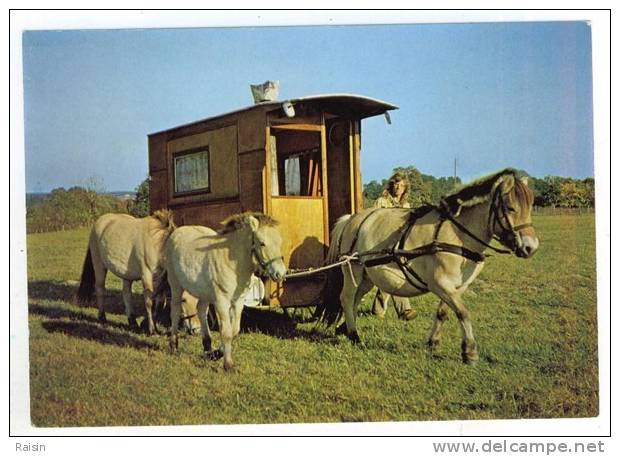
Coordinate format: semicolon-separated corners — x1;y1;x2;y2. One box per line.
485;186;533;252
251;232;284;276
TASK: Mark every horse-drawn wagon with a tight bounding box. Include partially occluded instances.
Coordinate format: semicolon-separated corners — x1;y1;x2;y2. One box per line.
148;86;397;308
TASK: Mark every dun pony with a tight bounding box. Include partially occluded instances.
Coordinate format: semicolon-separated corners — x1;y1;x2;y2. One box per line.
77;209;176;334
163;213;286;371
316;169;538;364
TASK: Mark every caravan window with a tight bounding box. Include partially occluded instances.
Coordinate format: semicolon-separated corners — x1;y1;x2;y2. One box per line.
173;147;210;194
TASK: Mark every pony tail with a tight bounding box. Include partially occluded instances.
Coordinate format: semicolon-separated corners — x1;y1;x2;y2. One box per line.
313;267;344;326
152;271;172;328
152;209;176;233
76;248;95;305
326;214;352;264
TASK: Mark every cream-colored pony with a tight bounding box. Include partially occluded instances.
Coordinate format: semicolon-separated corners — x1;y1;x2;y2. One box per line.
164;213;286;371
317;169;539;364
77;210;175;334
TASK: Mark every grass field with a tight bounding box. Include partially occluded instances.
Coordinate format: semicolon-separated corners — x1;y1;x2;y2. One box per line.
25;214;599;427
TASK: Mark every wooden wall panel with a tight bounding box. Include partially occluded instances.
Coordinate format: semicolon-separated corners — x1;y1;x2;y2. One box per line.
326;120;352;231
239;150;265;213
167;125;239;202
172;201;243;229
148;134;168;172
149;169;168;212
238;109;266;153
270;197;325;269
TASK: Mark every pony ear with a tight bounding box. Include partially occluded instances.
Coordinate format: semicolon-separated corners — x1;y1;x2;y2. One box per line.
495;174;516;195
247;215;260;233
520;176;529;187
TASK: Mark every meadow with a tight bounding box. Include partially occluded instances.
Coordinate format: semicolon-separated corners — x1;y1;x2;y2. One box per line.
25;214;598;427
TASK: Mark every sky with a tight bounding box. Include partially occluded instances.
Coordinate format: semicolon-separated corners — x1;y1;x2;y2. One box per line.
22;20;594;193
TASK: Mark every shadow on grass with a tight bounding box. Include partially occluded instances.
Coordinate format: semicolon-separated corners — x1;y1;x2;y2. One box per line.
28;280;144;317
41;320;157;350
236;308;337;343
28;280;339;343
28;302;130;332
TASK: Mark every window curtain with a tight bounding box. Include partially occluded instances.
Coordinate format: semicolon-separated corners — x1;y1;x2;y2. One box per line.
285;156;301;195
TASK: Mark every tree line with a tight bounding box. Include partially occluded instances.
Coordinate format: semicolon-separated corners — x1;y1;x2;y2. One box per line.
26;168;594;234
363;166;595;209
26;178;150;234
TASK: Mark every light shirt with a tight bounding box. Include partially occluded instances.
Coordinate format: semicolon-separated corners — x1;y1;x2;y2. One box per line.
374;191;411;209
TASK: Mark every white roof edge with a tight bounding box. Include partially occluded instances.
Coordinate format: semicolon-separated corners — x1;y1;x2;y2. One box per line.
149;93;398;136
292;93;399;109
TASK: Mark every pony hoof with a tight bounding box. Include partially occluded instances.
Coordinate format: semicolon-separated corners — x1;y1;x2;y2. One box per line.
427;338;440;350
128;318;140;332
204;349;224;361
139;319;155;336
399;309;418;321
462;352;479;365
335;322;347;336
347;331;362;345
223;361;234;372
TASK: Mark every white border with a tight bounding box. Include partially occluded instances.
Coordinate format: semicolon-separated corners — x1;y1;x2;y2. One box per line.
8;8;612;445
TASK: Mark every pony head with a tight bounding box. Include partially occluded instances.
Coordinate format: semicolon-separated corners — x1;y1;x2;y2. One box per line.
221;213;287;281
441;169;539;258
489;171;539;258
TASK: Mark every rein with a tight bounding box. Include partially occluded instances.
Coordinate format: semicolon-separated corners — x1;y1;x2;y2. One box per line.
440;200;513;255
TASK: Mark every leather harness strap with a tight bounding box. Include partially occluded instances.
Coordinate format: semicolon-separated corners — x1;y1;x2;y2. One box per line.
346;205;492;292
338;182;532;293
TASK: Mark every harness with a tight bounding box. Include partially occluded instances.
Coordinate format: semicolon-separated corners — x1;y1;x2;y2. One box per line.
343;191;532;292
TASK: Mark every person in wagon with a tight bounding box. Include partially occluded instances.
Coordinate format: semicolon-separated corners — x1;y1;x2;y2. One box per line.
372;172;417;320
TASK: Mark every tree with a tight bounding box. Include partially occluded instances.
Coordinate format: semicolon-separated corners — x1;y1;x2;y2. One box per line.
129;177;150;218
83;176;107;220
582;178;595;208
26;186;126;233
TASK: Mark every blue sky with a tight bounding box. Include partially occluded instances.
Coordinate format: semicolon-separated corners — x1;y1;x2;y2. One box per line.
22;21;593;192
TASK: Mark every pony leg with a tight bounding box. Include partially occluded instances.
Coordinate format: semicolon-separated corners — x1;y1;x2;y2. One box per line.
434;291;478;364
168;287;183;353
197;300;222;361
231;299;244;338
213;298;234;371
340;266;373;344
141;275;155;336
122;279;138;331
91;250;108;324
428;300;449;350
182;293;200;335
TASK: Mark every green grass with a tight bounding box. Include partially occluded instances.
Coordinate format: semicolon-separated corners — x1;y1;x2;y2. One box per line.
26;215;599;427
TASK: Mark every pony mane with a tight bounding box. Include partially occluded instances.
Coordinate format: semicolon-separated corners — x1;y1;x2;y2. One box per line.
512;176;534;208
150;209;176;231
219;212;279;234
441;168;521;215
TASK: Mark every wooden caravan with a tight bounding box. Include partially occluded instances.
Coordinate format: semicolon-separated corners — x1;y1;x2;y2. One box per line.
148;94;397;307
